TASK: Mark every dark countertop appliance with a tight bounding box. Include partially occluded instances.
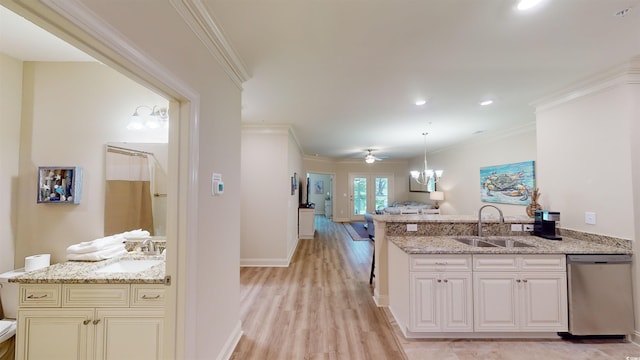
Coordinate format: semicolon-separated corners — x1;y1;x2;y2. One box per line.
534;210;562;240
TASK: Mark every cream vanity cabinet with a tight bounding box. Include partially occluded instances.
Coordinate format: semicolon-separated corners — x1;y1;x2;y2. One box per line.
17;283;165;360
409;254;473;332
473;254;568;332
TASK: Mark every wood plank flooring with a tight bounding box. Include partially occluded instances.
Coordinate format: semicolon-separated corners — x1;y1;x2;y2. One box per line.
232;216;640;360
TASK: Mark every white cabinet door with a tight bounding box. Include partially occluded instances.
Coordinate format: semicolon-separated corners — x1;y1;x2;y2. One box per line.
520;273;568;331
473;273;519;332
441;273;473;332
95;309;164;360
17;308;94;360
410;273;440;332
410;272;473;332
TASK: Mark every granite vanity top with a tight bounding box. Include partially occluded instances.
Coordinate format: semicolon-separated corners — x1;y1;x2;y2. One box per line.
9;252;165;285
389;235;632;255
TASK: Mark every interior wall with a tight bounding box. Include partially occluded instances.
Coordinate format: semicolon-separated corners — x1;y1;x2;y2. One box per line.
304;157;409;222
288;133;303;257
15;62;168;266
308;173;332;214
0;53;22;273
411;125;537;217
241;127;289;264
536;85;635;239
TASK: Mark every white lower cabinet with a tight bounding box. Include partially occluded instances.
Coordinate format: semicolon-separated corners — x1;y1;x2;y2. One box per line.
409;255;473;332
473;254;568;332
17;284;164;360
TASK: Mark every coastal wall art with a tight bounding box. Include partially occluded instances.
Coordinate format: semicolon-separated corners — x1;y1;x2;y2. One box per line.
480;161;534;205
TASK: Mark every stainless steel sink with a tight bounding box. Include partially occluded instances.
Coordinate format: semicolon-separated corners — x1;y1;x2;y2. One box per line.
482;238;535;248
452;237;498;247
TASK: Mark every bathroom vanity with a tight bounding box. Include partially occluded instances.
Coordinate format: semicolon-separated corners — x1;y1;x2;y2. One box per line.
9;255;165;360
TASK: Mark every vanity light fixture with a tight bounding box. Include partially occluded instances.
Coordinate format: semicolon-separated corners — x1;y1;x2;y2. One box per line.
127;105;169;130
410;132;443;185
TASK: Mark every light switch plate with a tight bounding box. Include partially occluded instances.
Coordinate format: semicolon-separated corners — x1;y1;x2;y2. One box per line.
585;212;596;225
511;224;523;231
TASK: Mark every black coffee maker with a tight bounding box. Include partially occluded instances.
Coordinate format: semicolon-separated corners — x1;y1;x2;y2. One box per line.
534;210;562;240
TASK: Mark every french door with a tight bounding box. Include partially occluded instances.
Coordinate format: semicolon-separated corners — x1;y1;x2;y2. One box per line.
349;173;393;221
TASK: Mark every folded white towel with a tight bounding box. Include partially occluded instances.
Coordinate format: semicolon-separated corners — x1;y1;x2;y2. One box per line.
66;244;127;261
66;235;125;254
122;229;150;239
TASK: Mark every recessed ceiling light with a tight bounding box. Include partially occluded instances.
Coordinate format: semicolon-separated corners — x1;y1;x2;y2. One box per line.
415;99;427;106
480;100;494;106
517;0;543;11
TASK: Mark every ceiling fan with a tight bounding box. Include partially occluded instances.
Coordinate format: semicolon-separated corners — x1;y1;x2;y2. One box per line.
365;149;383;164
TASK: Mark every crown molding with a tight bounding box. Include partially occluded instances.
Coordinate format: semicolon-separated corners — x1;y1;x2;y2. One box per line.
170;0;250;89
532;56;640;113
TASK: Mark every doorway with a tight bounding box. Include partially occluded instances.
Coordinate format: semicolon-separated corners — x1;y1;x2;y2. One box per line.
307;173;334;218
348;173;393;222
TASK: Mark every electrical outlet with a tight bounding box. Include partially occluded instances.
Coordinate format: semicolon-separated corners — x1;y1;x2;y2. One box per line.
511;224;523;231
407;224;418;232
523;224;534;231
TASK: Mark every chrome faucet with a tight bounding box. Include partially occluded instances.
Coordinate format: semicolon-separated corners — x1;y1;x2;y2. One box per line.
139;239;156;254
478;205;504;237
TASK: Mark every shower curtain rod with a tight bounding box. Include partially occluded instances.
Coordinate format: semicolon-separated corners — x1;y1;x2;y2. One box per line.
106;145;155;157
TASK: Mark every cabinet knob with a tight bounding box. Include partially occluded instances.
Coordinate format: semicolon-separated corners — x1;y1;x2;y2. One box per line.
437;279;442;283
93;319;101;325
443;279;448;283
83;320;91;325
516;279;521;283
522;279;528;283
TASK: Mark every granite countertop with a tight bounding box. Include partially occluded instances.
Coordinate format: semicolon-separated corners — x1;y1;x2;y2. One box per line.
9;252;165;284
389;235;632;255
373;214;533;223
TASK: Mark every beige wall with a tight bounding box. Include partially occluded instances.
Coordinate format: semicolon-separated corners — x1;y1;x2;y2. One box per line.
410;125;537;217
241;125;303;266
15;62;168;266
536;84;635;239
0;53;22;273
304;157;410;222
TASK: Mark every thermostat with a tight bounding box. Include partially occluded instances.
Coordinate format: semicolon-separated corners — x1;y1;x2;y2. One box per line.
212;173;224;196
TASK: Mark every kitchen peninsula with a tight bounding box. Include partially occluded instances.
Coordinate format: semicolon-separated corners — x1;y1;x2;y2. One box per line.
371;214;631;339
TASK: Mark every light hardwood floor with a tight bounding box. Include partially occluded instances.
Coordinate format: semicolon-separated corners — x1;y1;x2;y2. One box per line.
232;216;640;359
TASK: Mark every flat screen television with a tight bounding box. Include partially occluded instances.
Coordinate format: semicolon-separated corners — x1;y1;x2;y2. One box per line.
300;176;314;208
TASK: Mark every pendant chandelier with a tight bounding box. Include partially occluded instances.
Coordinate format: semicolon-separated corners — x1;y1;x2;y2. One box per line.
410;132;443;185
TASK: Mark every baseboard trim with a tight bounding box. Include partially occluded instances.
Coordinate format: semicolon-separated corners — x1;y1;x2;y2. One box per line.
240;258;291;267
217;320;243;360
629;330;640;345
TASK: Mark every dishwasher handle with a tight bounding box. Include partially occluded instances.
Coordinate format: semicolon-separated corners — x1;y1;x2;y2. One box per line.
567;254;632;264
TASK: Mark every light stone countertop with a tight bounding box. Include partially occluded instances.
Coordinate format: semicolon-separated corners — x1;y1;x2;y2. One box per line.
9;252;165;284
389;235;632;255
373;214;533;223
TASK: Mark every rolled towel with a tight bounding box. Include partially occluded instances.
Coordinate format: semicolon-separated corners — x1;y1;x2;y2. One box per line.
66;244;127;261
66;235;125;254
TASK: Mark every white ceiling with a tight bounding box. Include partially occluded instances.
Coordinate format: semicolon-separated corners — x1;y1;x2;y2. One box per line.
3;1;640;161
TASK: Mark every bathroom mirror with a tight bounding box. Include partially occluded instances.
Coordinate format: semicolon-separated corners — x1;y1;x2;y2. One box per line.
104;142;168;237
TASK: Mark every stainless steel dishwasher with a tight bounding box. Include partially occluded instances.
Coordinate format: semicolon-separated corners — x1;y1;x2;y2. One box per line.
566;254;634;336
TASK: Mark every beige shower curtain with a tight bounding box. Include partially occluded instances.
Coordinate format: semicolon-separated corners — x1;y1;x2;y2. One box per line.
104;147;154;236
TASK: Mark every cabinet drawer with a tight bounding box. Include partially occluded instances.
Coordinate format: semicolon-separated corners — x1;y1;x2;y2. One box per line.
410;255;471;271
62;284;130;307
473;255;518;271
19;284;61;307
131;285;165;307
520;255;566;271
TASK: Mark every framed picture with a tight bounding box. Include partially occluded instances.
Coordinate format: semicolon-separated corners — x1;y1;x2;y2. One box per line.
291;176;296;195
480;160;535;205
409;176;435;193
37;166;82;204
293;172;298;190
314;180;324;194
